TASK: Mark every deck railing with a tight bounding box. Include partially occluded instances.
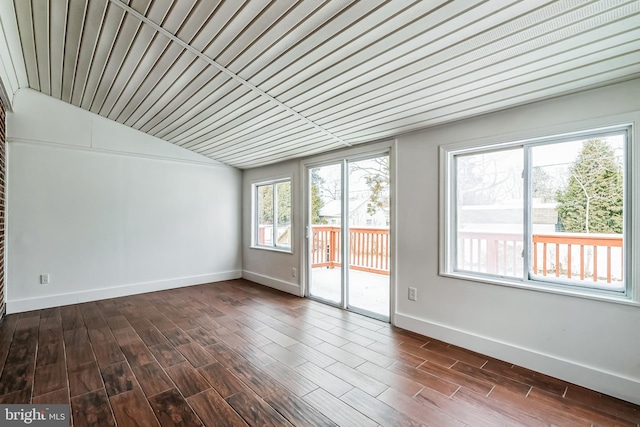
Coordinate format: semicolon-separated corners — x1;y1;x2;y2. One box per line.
532;233;623;283
458;231;623;284
310;225;390;275
311;227;623;283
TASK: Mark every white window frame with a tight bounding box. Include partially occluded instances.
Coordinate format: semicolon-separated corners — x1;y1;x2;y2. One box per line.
439;121;639;305
252;177;293;253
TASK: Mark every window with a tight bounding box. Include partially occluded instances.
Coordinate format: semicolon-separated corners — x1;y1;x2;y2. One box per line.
254;179;292;251
442;126;631;297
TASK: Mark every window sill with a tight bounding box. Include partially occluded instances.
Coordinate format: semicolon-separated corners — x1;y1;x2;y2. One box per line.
250;245;293;255
440;271;639;307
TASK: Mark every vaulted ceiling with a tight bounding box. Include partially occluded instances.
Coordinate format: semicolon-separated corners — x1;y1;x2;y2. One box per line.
1;0;639;168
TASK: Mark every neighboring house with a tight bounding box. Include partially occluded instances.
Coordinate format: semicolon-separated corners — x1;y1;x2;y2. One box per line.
319;198;389;227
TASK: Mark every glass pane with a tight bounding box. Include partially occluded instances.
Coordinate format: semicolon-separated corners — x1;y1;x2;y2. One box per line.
256;184;273;246
455;148;524;278
276;181;291;247
309;164;342;304
530;135;625;290
348;156;390;319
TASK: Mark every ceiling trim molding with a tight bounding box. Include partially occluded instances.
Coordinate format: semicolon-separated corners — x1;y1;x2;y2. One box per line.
107;0;351;148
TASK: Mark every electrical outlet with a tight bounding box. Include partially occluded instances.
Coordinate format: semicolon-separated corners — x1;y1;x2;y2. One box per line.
291;268;297;277
40;274;50;285
408;287;417;301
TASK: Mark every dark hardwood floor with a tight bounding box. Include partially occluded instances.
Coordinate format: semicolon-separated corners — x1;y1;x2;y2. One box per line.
0;279;638;426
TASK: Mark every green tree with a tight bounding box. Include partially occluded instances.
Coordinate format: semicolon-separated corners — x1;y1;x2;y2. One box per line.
311;170;326;224
258;182;291;225
556;139;623;233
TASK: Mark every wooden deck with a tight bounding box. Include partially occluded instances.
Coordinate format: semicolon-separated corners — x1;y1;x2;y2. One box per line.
0;279;638;426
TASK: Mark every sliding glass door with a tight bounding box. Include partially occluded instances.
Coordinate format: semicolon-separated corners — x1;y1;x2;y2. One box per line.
307;154;390;321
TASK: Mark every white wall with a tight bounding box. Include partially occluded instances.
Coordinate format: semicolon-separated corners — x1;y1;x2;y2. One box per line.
395;79;640;404
241;78;640;405
7;89;242;312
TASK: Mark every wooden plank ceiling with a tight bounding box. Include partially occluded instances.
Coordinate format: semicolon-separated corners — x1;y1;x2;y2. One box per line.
5;0;640;168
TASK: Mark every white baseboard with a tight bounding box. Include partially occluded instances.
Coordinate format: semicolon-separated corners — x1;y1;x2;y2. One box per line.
395;312;640;405
7;270;243;313
242;270;301;296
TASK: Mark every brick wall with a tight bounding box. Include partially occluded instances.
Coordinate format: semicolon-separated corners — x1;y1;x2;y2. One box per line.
0;100;5;321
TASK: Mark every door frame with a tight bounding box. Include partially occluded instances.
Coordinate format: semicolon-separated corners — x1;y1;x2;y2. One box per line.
300;140;397;324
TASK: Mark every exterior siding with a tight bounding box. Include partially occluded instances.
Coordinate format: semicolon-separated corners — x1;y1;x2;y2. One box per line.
0;100;5;321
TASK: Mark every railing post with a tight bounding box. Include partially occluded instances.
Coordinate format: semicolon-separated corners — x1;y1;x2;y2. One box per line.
487;239;498;274
329;228;337;269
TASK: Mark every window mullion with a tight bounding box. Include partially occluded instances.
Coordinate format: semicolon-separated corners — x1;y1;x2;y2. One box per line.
273;184;278;248
523;145;532;282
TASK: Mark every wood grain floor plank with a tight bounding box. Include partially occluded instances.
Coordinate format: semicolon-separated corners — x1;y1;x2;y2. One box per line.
326;362;388;397
324;326;375;347
64;328;90;347
101;361;137;397
564;384;640;424
0;361;34;395
304;327;350;347
71;389;116;427
303;387;378;427
188;389;248;427
488;385;583;426
229;361;282;397
381;386;479;427
32;387;69;405
161;327;193;347
69;361;103;397
131;362;173;397
149;343;186;368
176;343;217;368
450;360;531;395
260;361;318;397
226;390;294;427
110;387;159;427
482;359;568;396
259;342;307;367
366;341;427;368
184;327;218;347
264;388;338;427
0;387;32;404
205;343;245;369
292;362;353;397
389;361;460;397
450;387;548;426
285;342;336;368
38;327;63;347
33;361;66;396
136;328;169;347
148;388;203;427
197;362;246;398
0;279;637;427
341;341;395;368
396;342;457;368
356;361;423;397
418;360;494;395
92;341;125;369
165;362;211;397
36;342;65;367
120;339;156;367
341;387;423;427
528;387;636;426
315;342;366;368
232;343;277;367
